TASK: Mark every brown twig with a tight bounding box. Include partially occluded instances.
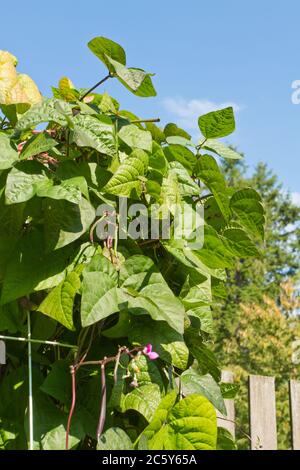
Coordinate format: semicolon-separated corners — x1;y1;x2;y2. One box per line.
66;366;76;450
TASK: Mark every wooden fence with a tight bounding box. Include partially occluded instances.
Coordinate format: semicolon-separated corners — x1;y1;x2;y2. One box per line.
217;371;300;450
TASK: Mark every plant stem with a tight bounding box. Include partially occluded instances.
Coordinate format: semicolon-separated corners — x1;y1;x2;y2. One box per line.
27;311;34;451
66;366;76;450
96;363;107;441
80;74;112;101
130;118;160;124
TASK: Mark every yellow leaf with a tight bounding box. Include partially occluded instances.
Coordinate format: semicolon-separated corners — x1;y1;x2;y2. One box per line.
0;50;42;106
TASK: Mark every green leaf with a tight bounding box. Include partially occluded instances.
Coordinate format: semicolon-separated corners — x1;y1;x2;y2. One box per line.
97;427;133;450
103;149;148;198
80;255;125;327
220;382;239;399
36;179;82;204
201;139;242;160
44;197;95;251
129;317;189;370
40;360;71;404
195;154;230;221
148;142;168;175
198;107;235;139
180;274;212;309
38;271;80;330
20;132;58;160
142;393;217;450
106;57;147;91
120;255;185;334
181;369;226;415
230;188;265;240
164;144;197;174
145;123;165;144
0;133;18;169
217;427;237;450
185;331;221;382
5;161;50;204
88;36;126;72
222;228;260;257
15;98;73;131
169;161;199;196
126;71;156;97
195;225;234;269
118;124;152;151
164;123;191;140
72;114;115;156
187;306;214;335
166;136;194;147
121;384;161;422
0;228;78;305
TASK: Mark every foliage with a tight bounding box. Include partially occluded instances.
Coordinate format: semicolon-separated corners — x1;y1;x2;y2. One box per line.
0;37;264;450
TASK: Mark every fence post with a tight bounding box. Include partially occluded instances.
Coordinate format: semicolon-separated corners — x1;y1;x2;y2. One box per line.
289;379;300;450
249;375;277;450
217;370;235;437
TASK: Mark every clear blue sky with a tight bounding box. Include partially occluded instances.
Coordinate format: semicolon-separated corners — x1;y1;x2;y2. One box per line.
1;0;300;198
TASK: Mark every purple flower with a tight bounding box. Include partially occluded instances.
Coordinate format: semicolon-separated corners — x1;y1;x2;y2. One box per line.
143;344;159;360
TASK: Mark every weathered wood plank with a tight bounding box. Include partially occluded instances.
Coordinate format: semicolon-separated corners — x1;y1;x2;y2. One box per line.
289;379;300;450
249;375;277;450
217;370;235;437
0;340;5;364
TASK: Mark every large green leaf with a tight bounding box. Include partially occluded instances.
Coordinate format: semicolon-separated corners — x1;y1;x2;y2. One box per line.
195;225;234;269
15;98;73;131
164;123;191;140
125;71;156;97
230;188;265;240
40;360;71;404
88;36;126;72
164;144;197;174
195;154;230;221
222;228;260;257
20;132;58;160
97;427;133;450
38;271;80;330
169;161;199;196
80;255;124;327
43;197;95;251
72;114;115;156
106;57;147;92
120;255;185;334
0;228;78;305
181;369;226;415
36;179;82;204
142;393;217;450
198;107;235;139
118;124;152;151
103;149;148;197
129;317;189;370
5;161;50;204
200;139;242;160
0;133;18;169
121;384;161;422
81;273;124;327
185;330;221;382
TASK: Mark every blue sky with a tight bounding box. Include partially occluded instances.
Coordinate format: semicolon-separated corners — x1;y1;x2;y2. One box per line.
1;0;300;199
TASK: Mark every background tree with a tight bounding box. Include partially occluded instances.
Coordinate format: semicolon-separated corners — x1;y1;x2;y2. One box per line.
214;157;300;449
